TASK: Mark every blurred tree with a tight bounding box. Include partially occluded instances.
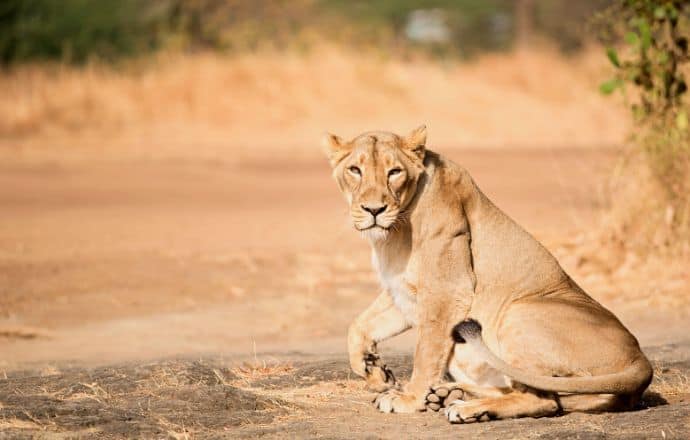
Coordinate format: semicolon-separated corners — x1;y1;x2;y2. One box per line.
536;0;610;51
0;0;164;64
515;0;535;49
0;0;618;65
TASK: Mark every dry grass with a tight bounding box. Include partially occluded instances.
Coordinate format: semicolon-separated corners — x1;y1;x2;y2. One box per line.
0;325;50;340
594;151;690;257
651;363;690;398
231;356;295;387
563;245;690;312
0;419;42;430
0;46;627;162
1;354;689;437
232;361;294;381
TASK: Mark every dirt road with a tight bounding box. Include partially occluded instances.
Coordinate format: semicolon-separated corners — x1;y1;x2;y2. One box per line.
1;148;688;438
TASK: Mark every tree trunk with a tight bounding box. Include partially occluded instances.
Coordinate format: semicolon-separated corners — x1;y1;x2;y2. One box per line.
515;0;535;50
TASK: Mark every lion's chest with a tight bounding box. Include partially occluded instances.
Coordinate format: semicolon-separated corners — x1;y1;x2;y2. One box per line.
372;252;418;325
385;276;418;325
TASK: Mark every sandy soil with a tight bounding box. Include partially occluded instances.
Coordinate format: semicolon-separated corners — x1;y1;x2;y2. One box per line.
1;147;689;438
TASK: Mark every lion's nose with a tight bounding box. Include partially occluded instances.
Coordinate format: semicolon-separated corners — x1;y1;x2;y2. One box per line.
361;204;388;217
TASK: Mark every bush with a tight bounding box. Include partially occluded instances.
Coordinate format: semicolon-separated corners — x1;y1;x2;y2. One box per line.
596;0;690;252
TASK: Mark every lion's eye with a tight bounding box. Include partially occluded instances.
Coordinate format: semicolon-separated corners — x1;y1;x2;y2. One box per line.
348;166;362;176
388;168;402;178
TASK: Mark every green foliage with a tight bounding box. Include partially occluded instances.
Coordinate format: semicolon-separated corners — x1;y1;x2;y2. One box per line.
595;0;690;248
0;0;167;64
0;0;614;65
600;78;623;94
606;46;622;67
597;0;690;118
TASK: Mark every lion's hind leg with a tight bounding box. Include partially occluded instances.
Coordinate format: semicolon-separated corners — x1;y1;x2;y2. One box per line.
558;393;638;413
444;389;559;424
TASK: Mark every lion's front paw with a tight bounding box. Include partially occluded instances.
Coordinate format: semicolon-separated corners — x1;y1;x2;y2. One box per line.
445;401;492;424
424;383;466;412
363;353;397;392
373;389;421;414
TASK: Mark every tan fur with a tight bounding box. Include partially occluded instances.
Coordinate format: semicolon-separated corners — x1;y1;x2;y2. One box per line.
323;127;652;420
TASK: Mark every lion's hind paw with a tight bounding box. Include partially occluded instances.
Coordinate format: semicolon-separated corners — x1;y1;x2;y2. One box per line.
424;384;465;412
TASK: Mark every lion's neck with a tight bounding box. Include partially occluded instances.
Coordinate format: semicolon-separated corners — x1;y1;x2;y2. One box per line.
369;223;412;274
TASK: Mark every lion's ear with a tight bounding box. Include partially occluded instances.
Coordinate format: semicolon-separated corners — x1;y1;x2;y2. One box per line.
322;132;351;167
403;125;427;161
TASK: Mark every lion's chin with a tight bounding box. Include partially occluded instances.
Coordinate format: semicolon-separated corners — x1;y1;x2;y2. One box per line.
359;225;390;243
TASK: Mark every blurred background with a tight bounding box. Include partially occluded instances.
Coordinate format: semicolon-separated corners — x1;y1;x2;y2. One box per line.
1;1;688;369
1;0;627;154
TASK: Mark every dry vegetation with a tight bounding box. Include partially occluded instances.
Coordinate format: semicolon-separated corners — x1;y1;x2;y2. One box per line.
651;362;690;399
0;47;626;162
595;154;690;257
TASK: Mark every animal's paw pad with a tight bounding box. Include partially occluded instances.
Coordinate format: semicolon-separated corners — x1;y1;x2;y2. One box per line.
424;385;465;411
364;354;397;392
445;402;491;424
373;390;418;414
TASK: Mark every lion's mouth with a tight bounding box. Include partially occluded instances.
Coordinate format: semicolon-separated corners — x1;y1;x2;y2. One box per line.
356;224;391;242
356;224;389;232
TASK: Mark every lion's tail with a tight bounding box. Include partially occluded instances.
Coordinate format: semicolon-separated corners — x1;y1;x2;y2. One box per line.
452;319;652;395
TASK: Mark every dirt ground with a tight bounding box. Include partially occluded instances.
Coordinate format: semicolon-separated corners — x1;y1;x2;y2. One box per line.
1;346;689;439
1;147;689;438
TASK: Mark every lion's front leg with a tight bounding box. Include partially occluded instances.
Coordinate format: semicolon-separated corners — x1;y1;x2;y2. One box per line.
348;291;411;392
375;299;460;413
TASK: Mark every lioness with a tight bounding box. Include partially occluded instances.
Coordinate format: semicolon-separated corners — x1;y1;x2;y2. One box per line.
323;126;652;423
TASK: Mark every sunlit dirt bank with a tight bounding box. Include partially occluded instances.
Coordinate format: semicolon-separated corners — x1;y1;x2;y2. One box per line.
2;47;626;162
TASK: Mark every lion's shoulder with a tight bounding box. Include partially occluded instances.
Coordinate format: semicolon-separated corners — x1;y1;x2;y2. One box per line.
422;150;476;202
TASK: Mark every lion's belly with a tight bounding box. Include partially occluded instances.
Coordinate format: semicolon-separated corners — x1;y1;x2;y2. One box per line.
450;341;510;388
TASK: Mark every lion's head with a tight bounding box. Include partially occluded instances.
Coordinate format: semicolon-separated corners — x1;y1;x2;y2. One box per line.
323;126;427;242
